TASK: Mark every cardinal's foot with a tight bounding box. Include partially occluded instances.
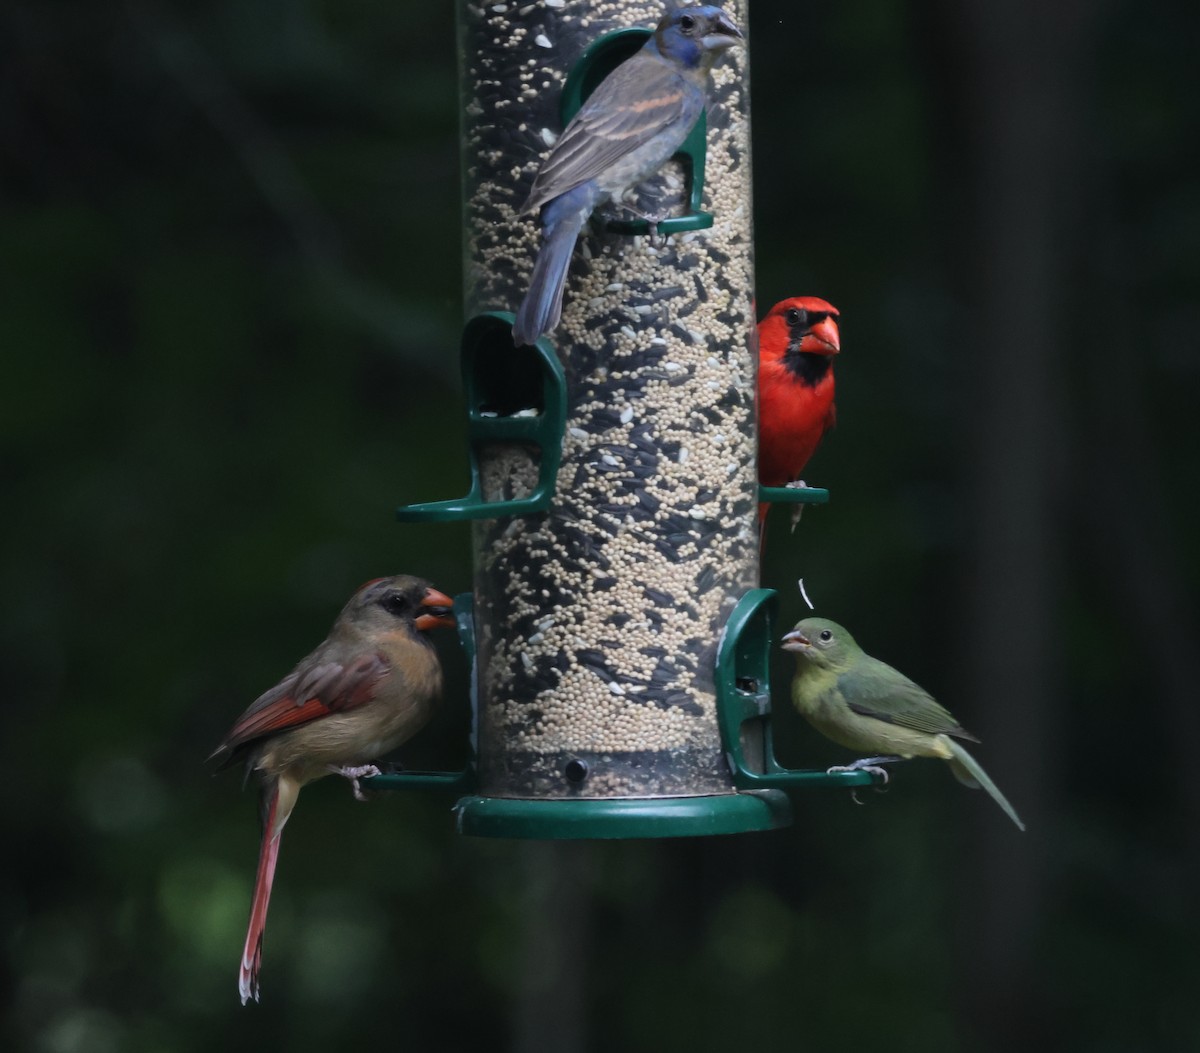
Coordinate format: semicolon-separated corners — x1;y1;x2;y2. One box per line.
329;763;382;801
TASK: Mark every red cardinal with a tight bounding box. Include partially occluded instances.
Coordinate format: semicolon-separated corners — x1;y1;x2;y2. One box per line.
757;296;841;531
209;575;456;1004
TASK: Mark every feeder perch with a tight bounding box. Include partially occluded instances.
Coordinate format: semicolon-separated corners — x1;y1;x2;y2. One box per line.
716;589;884;791
758;484;830;508
395;313;567;522
560;27;713;236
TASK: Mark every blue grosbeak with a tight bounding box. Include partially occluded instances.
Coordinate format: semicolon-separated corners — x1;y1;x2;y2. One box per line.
512;5;744;347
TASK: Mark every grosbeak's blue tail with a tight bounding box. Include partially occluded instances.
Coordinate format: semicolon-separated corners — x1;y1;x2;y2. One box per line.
512;214;581;347
512;184;595;348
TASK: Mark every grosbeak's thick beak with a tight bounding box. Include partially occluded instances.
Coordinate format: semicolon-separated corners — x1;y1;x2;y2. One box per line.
799;316;840;355
780;630;811;654
415;588;457;631
703;12;744;50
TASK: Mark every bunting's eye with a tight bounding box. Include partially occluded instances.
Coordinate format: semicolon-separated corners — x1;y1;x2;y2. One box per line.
819;629;833;642
679;14;696;32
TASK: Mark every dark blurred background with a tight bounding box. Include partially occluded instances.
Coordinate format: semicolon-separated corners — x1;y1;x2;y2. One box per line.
3;0;1197;1049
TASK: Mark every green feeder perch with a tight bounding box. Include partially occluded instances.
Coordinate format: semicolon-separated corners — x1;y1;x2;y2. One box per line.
758;484;830;507
396;313;566;522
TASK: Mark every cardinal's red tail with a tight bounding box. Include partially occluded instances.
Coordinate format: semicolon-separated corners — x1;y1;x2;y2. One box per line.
239;778;288;1004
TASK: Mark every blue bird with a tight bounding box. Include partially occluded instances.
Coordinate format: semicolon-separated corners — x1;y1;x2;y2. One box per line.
511;5;743;348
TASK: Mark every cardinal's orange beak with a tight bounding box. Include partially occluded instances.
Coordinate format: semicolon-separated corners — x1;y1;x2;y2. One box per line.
799;316;840;355
415;588;457;632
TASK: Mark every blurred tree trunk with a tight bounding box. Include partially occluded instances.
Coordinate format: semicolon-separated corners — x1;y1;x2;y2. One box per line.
938;0;1097;1046
512;842;594;1053
1082;192;1200;878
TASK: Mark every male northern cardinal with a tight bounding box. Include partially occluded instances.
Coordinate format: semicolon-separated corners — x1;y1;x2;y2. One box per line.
782;618;1024;830
511;5;743;347
757;296;841;533
210;575;456;1004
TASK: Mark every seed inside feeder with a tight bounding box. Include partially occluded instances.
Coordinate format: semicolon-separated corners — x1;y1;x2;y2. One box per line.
462;0;756;797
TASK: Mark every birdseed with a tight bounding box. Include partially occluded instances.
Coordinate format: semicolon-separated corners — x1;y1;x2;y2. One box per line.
462;0;756;798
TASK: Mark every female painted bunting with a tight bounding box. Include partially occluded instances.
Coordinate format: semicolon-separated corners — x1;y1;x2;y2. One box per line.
757;296;840;533
782;617;1025;830
512;5;744;347
209;576;457;1003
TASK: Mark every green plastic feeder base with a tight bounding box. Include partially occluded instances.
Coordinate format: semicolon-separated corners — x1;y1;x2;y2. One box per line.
452;791;793;839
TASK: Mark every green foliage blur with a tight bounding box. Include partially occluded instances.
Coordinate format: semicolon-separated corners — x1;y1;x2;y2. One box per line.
3;1;1197;1051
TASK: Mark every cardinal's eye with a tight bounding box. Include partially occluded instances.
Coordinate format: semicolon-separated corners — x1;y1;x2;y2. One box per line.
786;307;806;328
380;592;410;617
819;629;833;642
679;14;696;32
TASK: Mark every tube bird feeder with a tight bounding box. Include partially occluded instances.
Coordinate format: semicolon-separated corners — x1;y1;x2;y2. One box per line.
371;0;882;835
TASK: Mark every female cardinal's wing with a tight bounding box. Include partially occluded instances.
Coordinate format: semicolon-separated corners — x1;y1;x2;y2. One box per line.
210;653;389;766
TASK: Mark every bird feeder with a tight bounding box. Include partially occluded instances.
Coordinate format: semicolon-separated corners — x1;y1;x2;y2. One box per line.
368;0;881;835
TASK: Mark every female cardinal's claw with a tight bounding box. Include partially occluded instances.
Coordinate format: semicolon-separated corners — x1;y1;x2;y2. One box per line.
329;763;382;801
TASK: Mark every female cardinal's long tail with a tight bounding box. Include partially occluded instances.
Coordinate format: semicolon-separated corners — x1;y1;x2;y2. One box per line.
240;776;298;1004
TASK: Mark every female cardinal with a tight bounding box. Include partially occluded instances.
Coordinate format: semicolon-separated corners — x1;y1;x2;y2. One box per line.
757;296;841;532
209;575;456;1004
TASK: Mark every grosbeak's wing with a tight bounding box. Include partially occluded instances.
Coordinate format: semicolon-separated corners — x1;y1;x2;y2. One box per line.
838;659;980;743
523;51;701;213
211;652;390;763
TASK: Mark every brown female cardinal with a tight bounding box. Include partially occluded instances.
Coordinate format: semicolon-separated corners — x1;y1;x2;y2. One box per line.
209;575;457;1004
757;296;841;534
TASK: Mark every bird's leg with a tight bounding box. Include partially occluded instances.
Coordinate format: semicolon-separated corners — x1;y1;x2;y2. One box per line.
827;756;905;791
328;763;382;802
786;480;808;532
606;199;670;246
849;755;905;769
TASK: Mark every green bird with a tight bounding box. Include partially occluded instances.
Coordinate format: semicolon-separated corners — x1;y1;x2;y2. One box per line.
781;617;1025;831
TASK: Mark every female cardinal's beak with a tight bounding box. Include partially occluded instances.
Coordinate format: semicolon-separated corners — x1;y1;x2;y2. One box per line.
799;316;840;355
415;588;457;631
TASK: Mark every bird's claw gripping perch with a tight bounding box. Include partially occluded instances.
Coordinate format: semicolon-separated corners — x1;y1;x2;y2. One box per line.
329;763;383;801
608;200;670;246
827;762;891;784
828;756;900;803
784;480;808;533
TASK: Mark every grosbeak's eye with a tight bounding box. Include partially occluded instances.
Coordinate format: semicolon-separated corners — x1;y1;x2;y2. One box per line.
786;307;806;328
380;592;410;617
679;14;696;32
819;629;833;642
